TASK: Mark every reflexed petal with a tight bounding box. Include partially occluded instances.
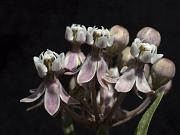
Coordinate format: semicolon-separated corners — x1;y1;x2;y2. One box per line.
95;37;108;48
77;55;97;84
131;42;140;57
65;26;73;41
58;80;79;104
115;68;136;92
139;51;153;63
52;53;65;72
33;57;47;78
64;51;79;71
86;32;94;45
151;54;163;64
136;72;152;93
78;51;85;63
44;88;60;116
97;57;108;88
76;30;86;44
20;83;45;103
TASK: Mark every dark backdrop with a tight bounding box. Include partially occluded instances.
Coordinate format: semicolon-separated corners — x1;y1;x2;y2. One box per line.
1;0;180;135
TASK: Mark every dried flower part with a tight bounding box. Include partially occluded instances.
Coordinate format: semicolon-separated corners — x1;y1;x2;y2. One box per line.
137;27;161;47
65;24;87;44
34;49;65;78
107;25;129;56
151;58;176;88
86;26;114;48
117;47;135;69
130;38;163;64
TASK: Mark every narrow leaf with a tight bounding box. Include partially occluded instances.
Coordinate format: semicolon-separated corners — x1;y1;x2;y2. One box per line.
136;92;164;135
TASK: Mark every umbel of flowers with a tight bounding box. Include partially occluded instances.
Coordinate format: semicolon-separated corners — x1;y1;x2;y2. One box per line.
20;24;176;132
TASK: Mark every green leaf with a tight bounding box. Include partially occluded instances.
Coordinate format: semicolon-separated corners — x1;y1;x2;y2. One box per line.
61;112;76;135
136;92;164;135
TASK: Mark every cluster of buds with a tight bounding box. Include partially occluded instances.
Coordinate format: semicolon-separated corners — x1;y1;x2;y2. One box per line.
20;24;176;129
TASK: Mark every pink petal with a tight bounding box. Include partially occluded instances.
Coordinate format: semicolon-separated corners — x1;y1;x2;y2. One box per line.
65;51;79;71
20;83;45;103
44;87;60;116
58;80;79;104
115;68;136;92
97;57;108;88
78;51;85;63
77;55;97;84
136;72;152;93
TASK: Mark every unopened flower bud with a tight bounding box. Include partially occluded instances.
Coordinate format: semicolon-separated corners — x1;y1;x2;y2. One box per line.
107;25;129;56
117;47;135;69
137;27;161;47
151;58;175;89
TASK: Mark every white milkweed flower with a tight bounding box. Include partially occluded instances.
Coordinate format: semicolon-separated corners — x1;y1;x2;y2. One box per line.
65;24;87;44
20;49;79;116
86;26;114;48
33;49;65;78
130;38;163;64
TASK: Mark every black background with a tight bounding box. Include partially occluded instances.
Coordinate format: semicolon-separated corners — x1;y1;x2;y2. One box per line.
1;0;180;135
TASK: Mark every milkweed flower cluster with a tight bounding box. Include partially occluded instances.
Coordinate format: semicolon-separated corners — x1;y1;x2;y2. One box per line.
20;25;176;130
